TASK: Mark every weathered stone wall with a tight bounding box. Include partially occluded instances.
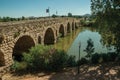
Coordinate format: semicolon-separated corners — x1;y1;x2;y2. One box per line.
0;17;80;68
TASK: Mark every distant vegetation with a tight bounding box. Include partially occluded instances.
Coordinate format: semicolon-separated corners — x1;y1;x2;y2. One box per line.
0;16;39;22
0;13;87;22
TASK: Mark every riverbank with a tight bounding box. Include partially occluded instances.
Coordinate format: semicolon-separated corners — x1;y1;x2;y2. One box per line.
2;62;120;80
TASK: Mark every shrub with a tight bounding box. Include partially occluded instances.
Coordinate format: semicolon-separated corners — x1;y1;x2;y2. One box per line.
91;53;100;64
107;52;117;61
79;58;88;65
23;45;51;71
12;44;79;72
11;61;27;72
100;53;109;62
67;55;76;67
117;53;120;61
49;50;68;71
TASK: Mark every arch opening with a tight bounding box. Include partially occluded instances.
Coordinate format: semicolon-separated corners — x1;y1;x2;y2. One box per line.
72;22;75;30
13;35;35;61
38;36;41;44
67;22;71;33
75;23;78;29
44;28;55;45
0;51;5;67
59;24;65;37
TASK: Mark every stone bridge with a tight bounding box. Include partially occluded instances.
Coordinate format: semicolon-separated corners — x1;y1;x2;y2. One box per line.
0;17;80;68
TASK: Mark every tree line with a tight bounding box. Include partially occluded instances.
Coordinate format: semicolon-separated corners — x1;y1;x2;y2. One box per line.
0;16;39;22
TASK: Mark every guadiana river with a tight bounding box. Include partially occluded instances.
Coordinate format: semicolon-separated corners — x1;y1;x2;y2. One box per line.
54;27;115;60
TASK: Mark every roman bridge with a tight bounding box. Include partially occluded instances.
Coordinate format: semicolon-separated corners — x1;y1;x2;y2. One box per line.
0;17;80;68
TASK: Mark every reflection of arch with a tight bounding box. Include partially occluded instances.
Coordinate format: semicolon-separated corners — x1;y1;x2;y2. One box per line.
67;22;71;33
38;36;41;44
72;22;75;30
59;24;65;37
13;35;35;61
0;50;5;66
44;28;55;45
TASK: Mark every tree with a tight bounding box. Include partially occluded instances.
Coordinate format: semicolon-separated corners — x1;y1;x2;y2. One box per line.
84;38;94;60
68;13;72;17
91;0;120;54
52;14;57;18
22;16;25;20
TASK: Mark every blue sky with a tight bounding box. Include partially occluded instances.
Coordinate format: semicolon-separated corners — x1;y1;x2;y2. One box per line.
0;0;91;18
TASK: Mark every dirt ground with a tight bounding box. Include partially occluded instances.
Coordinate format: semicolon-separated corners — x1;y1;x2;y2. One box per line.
2;62;120;80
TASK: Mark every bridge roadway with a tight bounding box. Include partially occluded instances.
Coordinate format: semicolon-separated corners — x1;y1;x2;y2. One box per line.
0;17;80;77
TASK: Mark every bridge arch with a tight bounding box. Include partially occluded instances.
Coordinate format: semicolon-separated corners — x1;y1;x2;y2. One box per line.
44;28;55;45
13;35;35;61
72;22;75;30
75;22;78;29
0;50;5;66
67;22;71;33
59;24;65;37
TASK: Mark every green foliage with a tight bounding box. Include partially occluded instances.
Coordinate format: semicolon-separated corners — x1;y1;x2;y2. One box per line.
52;14;57;18
22;16;25;20
49;50;68;71
23;45;51;70
68;13;72;17
91;53;100;64
67;55;76;67
79;58;88;65
100;53;109;62
84;38;94;59
0;16;27;22
91;52;118;64
107;52;118;61
11;61;27;72
117;54;120;61
91;0;120;55
80;20;86;26
12;45;77;72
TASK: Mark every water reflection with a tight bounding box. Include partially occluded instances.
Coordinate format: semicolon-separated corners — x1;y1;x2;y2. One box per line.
54;28;116;60
68;28;115;59
54;28;81;51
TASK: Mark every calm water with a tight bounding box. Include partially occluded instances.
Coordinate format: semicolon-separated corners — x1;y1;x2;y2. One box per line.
54;28;115;60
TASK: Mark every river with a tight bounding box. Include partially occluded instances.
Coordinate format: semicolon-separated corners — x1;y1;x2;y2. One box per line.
54;27;115;60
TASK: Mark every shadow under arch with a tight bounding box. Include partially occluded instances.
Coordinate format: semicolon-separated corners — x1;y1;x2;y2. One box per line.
67;22;71;33
13;35;35;61
72;22;75;30
59;24;65;37
75;22;78;29
44;28;55;45
38;36;42;44
0;50;5;67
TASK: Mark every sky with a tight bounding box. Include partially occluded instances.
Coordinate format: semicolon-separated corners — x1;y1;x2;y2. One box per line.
0;0;91;18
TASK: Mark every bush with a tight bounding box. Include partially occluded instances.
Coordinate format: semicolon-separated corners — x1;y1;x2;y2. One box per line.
67;55;76;67
23;45;51;71
100;53;109;62
107;52;117;61
91;53;100;64
79;58;88;65
49;50;68;71
11;61;27;72
11;45;79;72
117;53;120;61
